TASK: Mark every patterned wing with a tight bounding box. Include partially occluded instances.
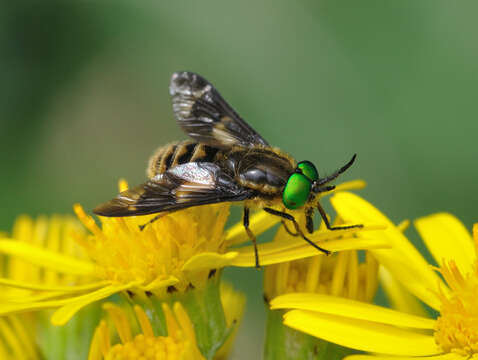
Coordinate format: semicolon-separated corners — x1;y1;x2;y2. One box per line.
170;71;269;148
93;162;253;217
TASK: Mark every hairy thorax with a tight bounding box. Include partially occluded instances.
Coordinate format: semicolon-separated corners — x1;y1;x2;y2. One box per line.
223;146;296;196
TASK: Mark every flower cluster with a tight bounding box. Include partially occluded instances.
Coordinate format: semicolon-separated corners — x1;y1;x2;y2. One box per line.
0;177;476;360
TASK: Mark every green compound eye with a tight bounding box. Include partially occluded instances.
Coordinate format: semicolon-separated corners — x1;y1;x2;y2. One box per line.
282;173;311;210
297;160;319;181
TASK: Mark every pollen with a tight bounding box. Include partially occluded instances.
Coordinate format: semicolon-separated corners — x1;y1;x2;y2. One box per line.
74;198;230;294
434;224;478;356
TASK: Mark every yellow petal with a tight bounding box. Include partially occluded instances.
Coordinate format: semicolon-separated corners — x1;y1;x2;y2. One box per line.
277;224;385;254
118;179;129;192
0;297;77;315
0;283;121;317
4;291;73;304
344;354;459;360
332;179;367;192
415;213;475;275
271;293;435;329
377;255;442;310
103;303;132;343
161;303;179;338
0;278;110;293
397;219;410;232
331;192;444;310
0;339;8;360
283;310;441;356
379;266;429;317
364;252;379;302
182;252;238;272
88;320;105;360
73;204;103;237
225;210;279;246
0;318;24;358
0;239;95;276
50;281;140;325
231;236;389;267
173;302;197;344
134;305;154;338
8;316;39;360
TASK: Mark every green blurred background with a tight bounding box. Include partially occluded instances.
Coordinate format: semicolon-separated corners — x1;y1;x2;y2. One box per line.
1;1;477;358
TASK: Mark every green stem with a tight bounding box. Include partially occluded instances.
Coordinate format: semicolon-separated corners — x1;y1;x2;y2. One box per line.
264;308;357;360
176;275;228;359
133;272;230;360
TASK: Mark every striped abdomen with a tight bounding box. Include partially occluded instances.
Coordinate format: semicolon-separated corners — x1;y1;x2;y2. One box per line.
147;141;221;177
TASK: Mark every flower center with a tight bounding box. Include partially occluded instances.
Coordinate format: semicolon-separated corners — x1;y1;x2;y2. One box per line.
95;302;205;360
434;260;478;356
106;334;197;360
74;203;230;293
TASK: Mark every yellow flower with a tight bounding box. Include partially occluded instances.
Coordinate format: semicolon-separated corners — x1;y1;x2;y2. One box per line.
0;214;90;299
0;214;103;359
263;188;389;359
74;201;232;294
264;220;381;302
89;302;204;360
0;179;374;326
89;282;245;360
272;192;478;359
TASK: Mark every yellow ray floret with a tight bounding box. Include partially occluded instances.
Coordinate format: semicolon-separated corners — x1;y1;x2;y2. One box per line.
283;310;440;356
331;192;446;309
271;293;435;329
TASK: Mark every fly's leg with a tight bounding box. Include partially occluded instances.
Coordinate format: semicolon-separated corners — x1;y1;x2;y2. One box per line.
263;207;331;255
316;201;363;231
139;213;167;231
281;219;299;236
305;207;314;234
281;207;313;235
244;207;261;269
